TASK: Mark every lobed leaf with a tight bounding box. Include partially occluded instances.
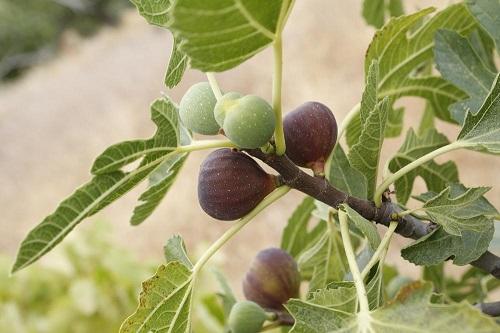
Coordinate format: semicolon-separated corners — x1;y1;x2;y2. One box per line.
349;97;389;199
120;262;193;333
419;186;494;236
328;145;368;199
366;5;476;122
169;0;289;72
361;0;404;29
467;0;500;52
434;29;496;123
287;282;499;332
457;73;500;154
131;152;188;225
388;128;458;204
163;235;193;269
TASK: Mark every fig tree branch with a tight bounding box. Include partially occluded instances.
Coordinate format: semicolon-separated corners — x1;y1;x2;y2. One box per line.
477;301;500;317
245;149;500;280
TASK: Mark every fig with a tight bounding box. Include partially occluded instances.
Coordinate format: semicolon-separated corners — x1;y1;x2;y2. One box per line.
228;301;267;333
214;92;275;148
197;149;277;221
243;248;300;310
283;101;337;175
179;82;220;135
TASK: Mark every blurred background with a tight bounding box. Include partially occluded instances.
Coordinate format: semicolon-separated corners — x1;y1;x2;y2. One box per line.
1;0;499;331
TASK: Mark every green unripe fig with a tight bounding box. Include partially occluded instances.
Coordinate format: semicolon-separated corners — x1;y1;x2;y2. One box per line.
283;101;337;175
228;301;267;333
198;149;277;221
243;248;300;310
179;82;220;135
214;92;275;148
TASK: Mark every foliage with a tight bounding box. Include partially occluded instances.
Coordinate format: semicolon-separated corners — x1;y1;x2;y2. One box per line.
8;0;500;332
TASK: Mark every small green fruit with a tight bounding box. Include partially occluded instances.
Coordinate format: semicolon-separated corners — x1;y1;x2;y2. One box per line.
243;248;300;310
214;92;275;148
179;82;220;135
228;301;267;333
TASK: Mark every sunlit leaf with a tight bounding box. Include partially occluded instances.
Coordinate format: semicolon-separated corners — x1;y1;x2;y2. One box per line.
165;36;189;88
169;0;290;72
120;262;193;333
457;73;500;154
366;5;476;122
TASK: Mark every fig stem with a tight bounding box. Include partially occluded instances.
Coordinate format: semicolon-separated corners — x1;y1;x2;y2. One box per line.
361;221;398;280
272;36;286;156
337;102;361;140
176;139;236;153
373;141;463;207
192;186;290;275
206;72;223;101
339;208;370;314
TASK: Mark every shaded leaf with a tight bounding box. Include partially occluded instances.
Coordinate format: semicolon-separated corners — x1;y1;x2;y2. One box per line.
361;0;404;29
366;5;476;122
342;204;381;251
281;196;318;258
389;128;458;204
328;145;368;199
164;235;193;269
169;0;289;72
419;186;494;236
385;106;404;138
131;152;188;225
402;224;494;266
467;0;500;52
120;262;193;333
457;73;500;154
213;269;237;318
434;29;496;123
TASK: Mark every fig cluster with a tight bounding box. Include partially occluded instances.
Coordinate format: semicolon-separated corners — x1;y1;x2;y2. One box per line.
197;149;277;221
283;101;338;175
179;82;276;149
243;247;300;310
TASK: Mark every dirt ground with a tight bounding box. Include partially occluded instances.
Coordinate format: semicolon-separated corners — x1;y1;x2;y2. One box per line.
1;0;498;289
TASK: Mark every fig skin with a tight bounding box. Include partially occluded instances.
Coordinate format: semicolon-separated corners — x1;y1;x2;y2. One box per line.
243;248;300;310
179;82;220;135
283;101;337;175
214;92;275;148
197;149;277;221
228;301;267;333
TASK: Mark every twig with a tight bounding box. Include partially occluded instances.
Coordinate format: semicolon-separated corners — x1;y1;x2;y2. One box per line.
244;149;500;280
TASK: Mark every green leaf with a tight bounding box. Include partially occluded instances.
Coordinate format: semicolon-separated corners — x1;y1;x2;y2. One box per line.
328;145;368;199
361;0;405;29
281;196;317;258
419;186;494;236
165;36;189;88
467;0;500;52
169;0;289;72
343;205;381;251
308;284;357;314
388;128;458;204
349;97;389;199
120;262;193;333
402;224;494;266
384;106;404;138
131;152;188;225
287;282;499;332
131;0;188;87
457;73;500;154
163;235;193;269
213;269;237;318
297;222;347;292
366;5;476;122
434;29;496;123
92;98;180;175
422;263;445;292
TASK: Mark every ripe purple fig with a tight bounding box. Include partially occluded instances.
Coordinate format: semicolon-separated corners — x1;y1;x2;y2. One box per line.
243;248;300;310
197;149;277;221
283;101;337;175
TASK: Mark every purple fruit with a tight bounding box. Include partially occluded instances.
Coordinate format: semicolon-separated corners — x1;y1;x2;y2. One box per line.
283;102;337;175
198;149;277;221
243;248;300;310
